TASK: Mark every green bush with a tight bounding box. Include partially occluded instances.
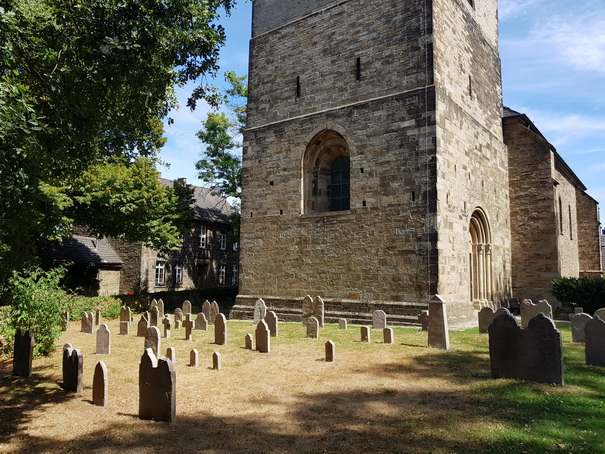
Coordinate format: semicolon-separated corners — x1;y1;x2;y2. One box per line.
62;294;121;321
551;277;605;315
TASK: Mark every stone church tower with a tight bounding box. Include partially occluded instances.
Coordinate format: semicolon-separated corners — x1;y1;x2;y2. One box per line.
232;0;512;325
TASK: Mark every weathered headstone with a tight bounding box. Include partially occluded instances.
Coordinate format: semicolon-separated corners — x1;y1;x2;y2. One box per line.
265;311;278;337
137;314;149;337
81;312;94;334
594;308;605;320
209;301;220;326
478;307;496;334
201;300;211;323
150;306;159;327
418;310;429;331
305;316;319;339
166;347;176;362
63;344;83;392
325;340;335;362
182;300;192;316
213;351;222;370
361;326;371;343
144;326;161;358
571;313;593;343
174;308;183;329
428;295;450;350
150;299;158;310
157;299;165;319
119;306;131;336
520;299;553;328
96;323;111;355
255;320;271;353
183;313;194;341
313;296;325;327
245;333;254;350
214;313;227;345
12;329;34;377
489;312;563;385
338;318;348;330
139;348;176;423
253;298;267;326
62;311;69;331
162;315;172;339
95;309;102;326
120;321;130;336
195;313;208;331
383;327;394;344
585;316;605;366
302;295;314;323
372;310;387;330
92;361;108;407
190;349;199;367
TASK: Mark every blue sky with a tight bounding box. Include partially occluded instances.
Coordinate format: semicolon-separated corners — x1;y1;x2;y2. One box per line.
159;0;605;226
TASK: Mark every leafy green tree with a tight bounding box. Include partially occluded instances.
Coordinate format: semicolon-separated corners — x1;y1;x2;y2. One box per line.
0;0;235;284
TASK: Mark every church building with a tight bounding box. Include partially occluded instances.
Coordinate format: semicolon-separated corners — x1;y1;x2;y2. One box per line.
231;0;601;325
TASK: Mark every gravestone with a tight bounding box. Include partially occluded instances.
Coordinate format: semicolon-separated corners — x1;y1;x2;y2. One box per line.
96;324;111;355
182;300;192;316
63;344;83;392
92;361;108;407
305;316;319;339
183;313;194;341
489;312;563;385
195;313;208;331
301;295;314;323
372;310;387;330
162;315;172;339
120;321;130;336
174;308;184;329
62;311;69;331
245;333;254;350
213;351;222;370
253;298;267;326
313;296;325;327
594;308;605;320
119;306;131;335
139;348;176;423
383;327;394;344
214;313;227;345
585;316;605;366
150;306;159;327
338;318;348;330
265;311;278;337
478;307;511;334
166;347;176;362
150;299;158;310
571;313;593;343
209;301;220;325
428;295;450;350
190;349;199;367
137;314;149;337
361;326;371;343
418;310;429;331
157;299;165;319
256;320;271;353
520;299;553;328
144;326;161;358
95;309;101;326
201;300;211;323
12;329;34;377
325;340;335;362
81;312;93;334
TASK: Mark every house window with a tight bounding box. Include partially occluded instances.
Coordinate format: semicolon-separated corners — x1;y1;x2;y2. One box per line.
232;241;239;252
219;264;226;285
231;264;239;286
219;230;227;250
303;129;351;214
199;226;207;248
174;262;183;285
155;261;166;286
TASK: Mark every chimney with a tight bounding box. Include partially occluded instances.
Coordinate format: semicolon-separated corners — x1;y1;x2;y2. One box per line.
178;178;187;184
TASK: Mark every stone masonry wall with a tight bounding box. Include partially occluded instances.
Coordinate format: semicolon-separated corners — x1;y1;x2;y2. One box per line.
553;164;580;279
576;189;602;273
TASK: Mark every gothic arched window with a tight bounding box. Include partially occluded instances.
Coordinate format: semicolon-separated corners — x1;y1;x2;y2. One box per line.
469;208;493;305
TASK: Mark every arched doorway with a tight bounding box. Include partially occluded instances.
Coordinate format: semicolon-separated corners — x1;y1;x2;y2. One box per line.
469;209;492;307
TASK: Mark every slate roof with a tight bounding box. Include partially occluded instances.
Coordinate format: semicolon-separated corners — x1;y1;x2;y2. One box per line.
38;235;123;266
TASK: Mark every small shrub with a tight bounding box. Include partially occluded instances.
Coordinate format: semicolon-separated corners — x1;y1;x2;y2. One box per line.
63;294;121;321
551;277;605;315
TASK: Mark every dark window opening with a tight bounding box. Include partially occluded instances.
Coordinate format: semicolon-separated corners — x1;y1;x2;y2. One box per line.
329;157;350;211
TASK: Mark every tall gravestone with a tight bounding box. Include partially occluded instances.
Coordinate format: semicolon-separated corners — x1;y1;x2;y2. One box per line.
195;313;208;331
182;300;192;316
313;296;325;327
137;314;149;337
190;349;199;367
96;324;111;355
305;316;319;339
428;295;450;350
81;312;94;334
215;313;227;345
166;347;176;363
150;306;159;327
92;361;108;407
256;320;271;353
265;311;278;337
585;316;605;366
63;344;83;392
95;309;102;326
571;313;592;343
209;301;220;326
361;326;371;343
62;311;69;331
119;306;131;335
302;295;314;325
201;300;211;323
325;340;335;362
144;326;161;358
183;313;194;341
383;327;394;344
174;308;184;329
12;329;34;377
157;299;165;319
162;315;172;339
253;298;267;326
520;299;553;328
478;307;511;334
372;310;387;330
139;348;176;423
213;351;222;370
489;312;563;385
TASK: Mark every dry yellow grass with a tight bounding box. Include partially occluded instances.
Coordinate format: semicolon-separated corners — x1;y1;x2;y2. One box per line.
0;319;521;453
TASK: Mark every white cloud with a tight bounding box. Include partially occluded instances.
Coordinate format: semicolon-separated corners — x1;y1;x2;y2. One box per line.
499;0;541;21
